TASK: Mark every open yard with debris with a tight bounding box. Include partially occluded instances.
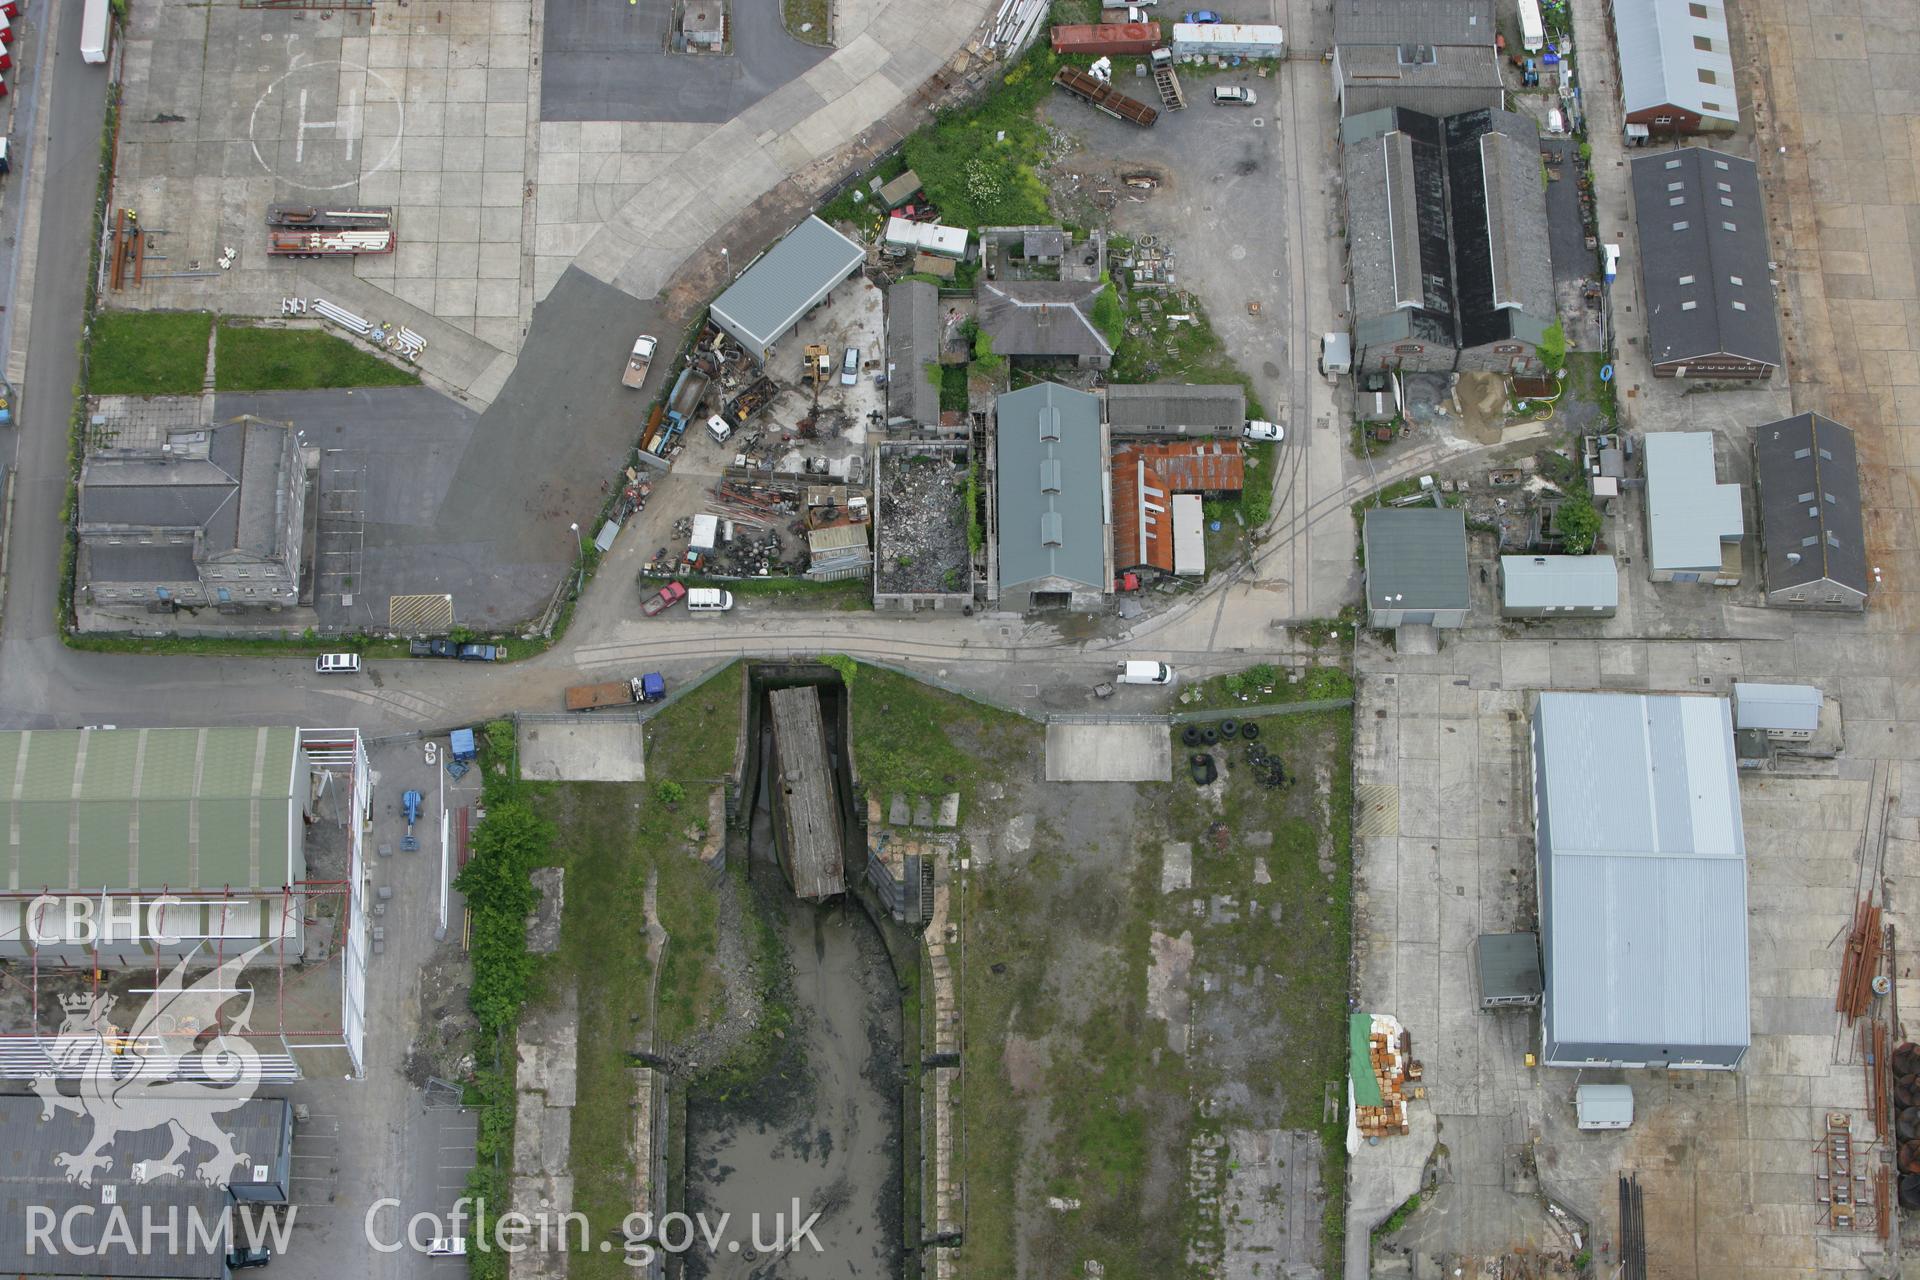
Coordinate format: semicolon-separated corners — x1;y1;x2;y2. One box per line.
875;446;975;598
948;685;1355;1277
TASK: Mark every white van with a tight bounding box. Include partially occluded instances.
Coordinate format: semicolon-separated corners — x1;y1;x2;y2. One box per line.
315;653;361;675
1117;660;1175;686
686;587;734;612
1213;86;1257;106
705;415;732;444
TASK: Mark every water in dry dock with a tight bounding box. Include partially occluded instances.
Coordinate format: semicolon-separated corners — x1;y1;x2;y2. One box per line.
683;729;903;1279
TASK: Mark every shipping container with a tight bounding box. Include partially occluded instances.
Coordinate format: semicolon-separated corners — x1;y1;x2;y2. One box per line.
1169;21;1283;58
79;0;109;63
1051;22;1162;57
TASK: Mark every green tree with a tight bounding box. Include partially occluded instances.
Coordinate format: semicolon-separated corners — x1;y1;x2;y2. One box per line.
454;800;555;1031
1091;282;1126;348
1555;492;1603;554
1538;321;1568;372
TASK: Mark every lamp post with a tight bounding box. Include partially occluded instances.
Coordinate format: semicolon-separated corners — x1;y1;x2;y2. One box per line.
569;522;584;595
720;247;730;280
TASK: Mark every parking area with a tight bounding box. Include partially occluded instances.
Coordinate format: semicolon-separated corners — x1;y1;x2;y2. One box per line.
540;0;828;123
271;736;483;1278
1348;594;1917;1276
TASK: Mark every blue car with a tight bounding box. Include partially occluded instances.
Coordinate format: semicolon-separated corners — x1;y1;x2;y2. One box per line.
1184;9;1220;21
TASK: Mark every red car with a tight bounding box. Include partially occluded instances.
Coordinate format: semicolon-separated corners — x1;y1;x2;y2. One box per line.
642;580;687;617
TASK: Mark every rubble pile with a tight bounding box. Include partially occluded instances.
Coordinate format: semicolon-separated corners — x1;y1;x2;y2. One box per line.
877;453;971;594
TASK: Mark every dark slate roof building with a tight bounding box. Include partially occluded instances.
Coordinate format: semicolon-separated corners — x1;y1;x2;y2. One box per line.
0;1095;294;1279
1331;0;1501;118
1343;108;1555;376
885;280;942;429
78;416;309;611
1104;383;1247;437
1753;412;1869;610
1630;149;1781;378
994;383;1110;609
974;279;1113;369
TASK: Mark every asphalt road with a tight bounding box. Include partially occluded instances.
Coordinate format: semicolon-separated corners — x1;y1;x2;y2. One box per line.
541;0;828;123
0;0;1330;741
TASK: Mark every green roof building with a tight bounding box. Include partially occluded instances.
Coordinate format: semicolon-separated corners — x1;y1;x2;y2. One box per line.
0;727;311;965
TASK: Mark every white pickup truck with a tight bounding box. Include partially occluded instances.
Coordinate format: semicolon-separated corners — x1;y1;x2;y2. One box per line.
621;335;658;389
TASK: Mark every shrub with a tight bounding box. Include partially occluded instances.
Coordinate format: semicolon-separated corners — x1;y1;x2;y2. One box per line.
1555;492;1602;554
656;781;686;807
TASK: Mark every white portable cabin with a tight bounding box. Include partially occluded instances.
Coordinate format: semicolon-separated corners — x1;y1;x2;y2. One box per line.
1518;0;1544;52
882;217;969;261
1169;22;1284;58
79;0;110;63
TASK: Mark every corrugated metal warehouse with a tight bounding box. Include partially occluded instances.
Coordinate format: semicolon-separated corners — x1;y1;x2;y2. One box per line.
1531;692;1751;1070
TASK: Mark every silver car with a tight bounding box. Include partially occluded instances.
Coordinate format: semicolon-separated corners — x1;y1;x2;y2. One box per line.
840;346;860;386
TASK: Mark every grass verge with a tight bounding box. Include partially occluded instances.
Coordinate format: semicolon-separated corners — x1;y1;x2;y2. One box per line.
781;0;831;44
842;661;1028;809
1178;661;1354;712
88;311;213;396
901;44;1060;228
1110;296;1266;419
526;671;743;1280
214;323;422;392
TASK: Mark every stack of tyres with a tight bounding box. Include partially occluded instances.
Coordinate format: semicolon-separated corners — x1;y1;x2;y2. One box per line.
1894;1043;1920;1207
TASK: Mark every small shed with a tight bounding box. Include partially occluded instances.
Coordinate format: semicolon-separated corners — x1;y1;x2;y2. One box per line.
1731;682;1821;742
1362;507;1470;629
1476;932;1543;1009
877;169;923;210
1575;1084;1635;1131
681;0;725;45
1499;555;1619;618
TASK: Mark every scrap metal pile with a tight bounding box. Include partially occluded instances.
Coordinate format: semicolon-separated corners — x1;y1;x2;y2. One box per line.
1837;897;1885;1022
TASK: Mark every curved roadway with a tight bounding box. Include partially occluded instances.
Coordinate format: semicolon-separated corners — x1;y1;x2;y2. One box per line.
1;0;1488;736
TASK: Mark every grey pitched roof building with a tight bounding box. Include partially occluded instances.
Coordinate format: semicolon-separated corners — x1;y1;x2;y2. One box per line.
1631;149;1780;377
1333;0;1493;46
79;416;308;610
1332;0;1500;117
1532;692;1750;1070
995;383;1110;607
1499;554;1619;616
885;280;942;429
974;279;1113;368
1731;682;1822;735
1753;412;1868;609
1343;108;1555;375
1642;432;1743;580
710;216;866;361
1362;506;1470;627
1613;0;1738;129
1104;383;1246;436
